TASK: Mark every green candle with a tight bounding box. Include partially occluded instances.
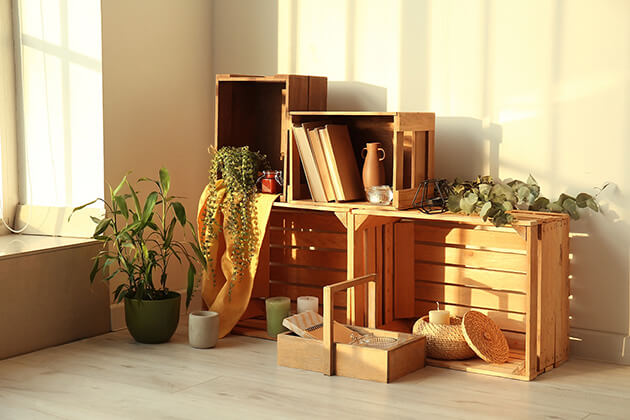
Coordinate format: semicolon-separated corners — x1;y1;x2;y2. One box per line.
266;296;290;337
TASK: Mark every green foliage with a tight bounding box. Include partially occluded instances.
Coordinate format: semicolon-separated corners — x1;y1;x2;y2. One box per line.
446;175;605;227
70;168;205;307
201;146;269;299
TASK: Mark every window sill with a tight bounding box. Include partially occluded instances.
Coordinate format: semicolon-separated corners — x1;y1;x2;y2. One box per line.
0;234;98;262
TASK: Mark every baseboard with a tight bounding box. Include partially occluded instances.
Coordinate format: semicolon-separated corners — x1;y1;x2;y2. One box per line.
570;327;630;365
110;289;203;331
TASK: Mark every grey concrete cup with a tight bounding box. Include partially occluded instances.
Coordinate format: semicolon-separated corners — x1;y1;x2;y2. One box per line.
188;311;219;349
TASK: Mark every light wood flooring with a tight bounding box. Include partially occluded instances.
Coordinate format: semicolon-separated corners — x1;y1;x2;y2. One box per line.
1;322;629;420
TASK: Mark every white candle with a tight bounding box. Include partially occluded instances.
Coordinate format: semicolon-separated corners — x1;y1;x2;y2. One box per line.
297;296;319;314
429;302;450;325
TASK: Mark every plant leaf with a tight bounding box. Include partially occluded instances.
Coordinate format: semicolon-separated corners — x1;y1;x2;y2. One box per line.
89;258;100;283
526;174;538;186
68;199;99;221
586;198;599;212
159;168;170;196
142;191;159;223
479;201;492;220
172;202;186;226
114;195;129;218
562;198;579;220
93;218;112;236
186;264;196;308
530;197;549;211
576;192;593;208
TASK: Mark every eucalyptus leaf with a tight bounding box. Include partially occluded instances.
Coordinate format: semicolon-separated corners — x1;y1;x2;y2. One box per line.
562;198;579;220
576;192;593;208
479;201;492;221
526;174;538;186
586;198;599;212
478;184;491;200
531;197;549;211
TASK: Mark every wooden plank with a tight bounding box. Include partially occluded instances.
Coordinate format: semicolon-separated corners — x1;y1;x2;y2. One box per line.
269;282;346;307
323;285;334;375
269;264;347;286
269;247;346;270
392;187;419;210
251;230;270;298
307;76;327;110
392;131;404;190
427;130;435;180
269;210;346;233
394;222;415;318
375;225;383;327
526;225;539;380
384;223;394;324
269;228;346;250
415;281;527;313
538;223;559;371
394;112;436;131
415;262;528;293
426;351;528;381
415;243;529;273
414;224;527;251
556;218;571;366
411;131;426;187
346;213;356;325
414;300;526;333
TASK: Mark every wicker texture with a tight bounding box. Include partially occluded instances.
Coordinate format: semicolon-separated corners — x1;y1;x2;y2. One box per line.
412;316;475;360
462;311;509;363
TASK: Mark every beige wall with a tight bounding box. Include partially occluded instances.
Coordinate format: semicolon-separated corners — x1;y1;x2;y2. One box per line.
0;0;18;235
101;0;212;316
212;0;630;363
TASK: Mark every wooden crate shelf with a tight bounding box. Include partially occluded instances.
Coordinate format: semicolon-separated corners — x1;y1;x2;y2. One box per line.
289;111;435;209
350;209;570;381
214;74;327;202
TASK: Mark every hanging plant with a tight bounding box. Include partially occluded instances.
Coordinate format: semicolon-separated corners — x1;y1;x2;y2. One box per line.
446;175;607;227
201;146;269;297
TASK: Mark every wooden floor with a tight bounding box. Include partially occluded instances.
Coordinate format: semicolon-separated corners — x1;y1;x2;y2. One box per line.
1;323;629;420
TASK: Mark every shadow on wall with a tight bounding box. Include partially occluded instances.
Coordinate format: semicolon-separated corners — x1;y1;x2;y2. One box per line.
328;81;388;112
434;117;503;181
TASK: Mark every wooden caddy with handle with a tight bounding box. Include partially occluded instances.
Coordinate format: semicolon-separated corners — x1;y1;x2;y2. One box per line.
277;273;426;383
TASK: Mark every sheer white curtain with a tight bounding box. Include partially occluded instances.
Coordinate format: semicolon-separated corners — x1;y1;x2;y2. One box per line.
16;0;103;208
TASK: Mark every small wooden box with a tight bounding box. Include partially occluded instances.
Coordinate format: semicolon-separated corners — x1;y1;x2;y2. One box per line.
276;274;426;383
277;327;425;383
289;112;435;209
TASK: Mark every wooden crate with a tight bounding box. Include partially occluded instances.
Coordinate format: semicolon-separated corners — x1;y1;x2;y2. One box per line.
233;207;353;339
277;274;426;383
354;209;570;381
289;112;435;209
214;74;327;202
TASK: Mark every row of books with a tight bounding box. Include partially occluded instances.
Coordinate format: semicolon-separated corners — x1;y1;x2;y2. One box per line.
292;123;363;202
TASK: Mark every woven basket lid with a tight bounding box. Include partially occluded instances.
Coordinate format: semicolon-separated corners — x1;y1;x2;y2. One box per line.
462;311;509;363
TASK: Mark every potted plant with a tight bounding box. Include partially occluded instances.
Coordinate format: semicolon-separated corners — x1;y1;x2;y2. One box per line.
72;168;205;343
200;146;269;295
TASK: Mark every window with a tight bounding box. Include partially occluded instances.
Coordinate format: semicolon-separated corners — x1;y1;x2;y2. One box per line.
14;0;103;208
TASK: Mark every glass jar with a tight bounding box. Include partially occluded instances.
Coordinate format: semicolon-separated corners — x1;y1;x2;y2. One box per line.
257;170;283;194
366;185;393;205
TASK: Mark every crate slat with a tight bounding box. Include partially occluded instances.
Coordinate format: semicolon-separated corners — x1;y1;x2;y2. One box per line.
270;247;346;270
414;224;527;251
414;262;528;293
415;243;529;272
269;228;346;250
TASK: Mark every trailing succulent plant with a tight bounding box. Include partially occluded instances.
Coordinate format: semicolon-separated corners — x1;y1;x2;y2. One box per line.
201;146;269;298
446;175;605;227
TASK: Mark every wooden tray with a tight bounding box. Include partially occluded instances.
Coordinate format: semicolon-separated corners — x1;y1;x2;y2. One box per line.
277;274;426;383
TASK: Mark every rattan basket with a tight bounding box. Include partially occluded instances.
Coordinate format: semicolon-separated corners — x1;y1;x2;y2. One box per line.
412;315;475;360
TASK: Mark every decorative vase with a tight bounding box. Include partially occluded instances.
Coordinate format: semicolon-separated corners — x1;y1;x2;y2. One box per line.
124;291;181;344
361;142;386;190
188;311;220;349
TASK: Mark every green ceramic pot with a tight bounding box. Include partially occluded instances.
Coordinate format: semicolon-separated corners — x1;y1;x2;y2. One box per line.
124;291;181;344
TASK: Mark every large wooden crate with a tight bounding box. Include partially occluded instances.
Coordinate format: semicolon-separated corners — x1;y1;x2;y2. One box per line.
354;209;570;381
289;112;435;209
214;74;327;202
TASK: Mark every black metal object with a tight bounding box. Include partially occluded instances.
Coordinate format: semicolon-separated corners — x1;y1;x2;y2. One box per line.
412;179;451;214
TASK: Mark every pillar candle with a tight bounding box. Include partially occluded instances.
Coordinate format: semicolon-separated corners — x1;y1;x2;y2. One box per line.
265;296;291;337
429;302;450;325
297;296;319;314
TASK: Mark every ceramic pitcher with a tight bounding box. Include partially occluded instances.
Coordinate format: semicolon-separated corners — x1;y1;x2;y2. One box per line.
361;142;386;190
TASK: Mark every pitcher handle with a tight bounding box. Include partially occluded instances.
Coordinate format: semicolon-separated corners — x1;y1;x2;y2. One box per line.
361;147;368;159
378;148;386;161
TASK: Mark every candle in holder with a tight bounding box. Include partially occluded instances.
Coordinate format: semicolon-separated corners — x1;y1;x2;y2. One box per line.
297;296;319;314
265;296;291;337
429;302;450;325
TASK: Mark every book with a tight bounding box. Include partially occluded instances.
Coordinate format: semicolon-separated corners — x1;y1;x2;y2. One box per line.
292;125;327;202
320;124;364;201
302;122;336;202
282;311;356;344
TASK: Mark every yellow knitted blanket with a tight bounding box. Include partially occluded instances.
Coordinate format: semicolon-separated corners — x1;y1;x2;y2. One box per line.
197;180;278;338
